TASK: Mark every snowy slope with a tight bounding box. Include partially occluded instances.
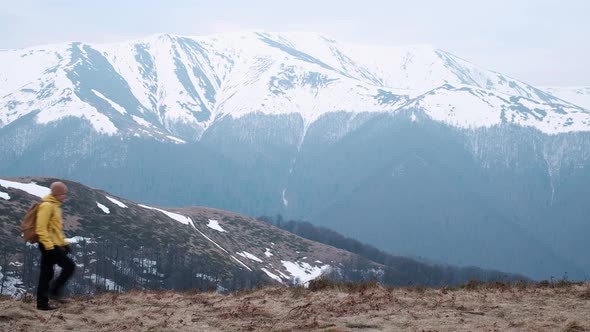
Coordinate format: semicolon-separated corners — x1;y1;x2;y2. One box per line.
405;84;590;134
0;44;119;135
1;31;588;139
543;87;590;111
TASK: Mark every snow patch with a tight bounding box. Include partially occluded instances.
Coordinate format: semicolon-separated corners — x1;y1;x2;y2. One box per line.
132;115;152;127
275;269;290;280
92;89;127;114
138;204;193;225
0;191;10;200
0;179;50;198
166;135;186;144
133;258;157;268
191;224;228;253
106;196;127;208
87;274;120;291
66;236;94;244
261;268;282;282
0;266;24;297
230;255;253;271
96;202;110;214
195;273;218;282
281;260;331;285
264;248;274;257
236;251;263;263
207;219;226;232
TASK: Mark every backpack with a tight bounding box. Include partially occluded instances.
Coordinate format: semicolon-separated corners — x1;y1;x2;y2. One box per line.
21;203;41;243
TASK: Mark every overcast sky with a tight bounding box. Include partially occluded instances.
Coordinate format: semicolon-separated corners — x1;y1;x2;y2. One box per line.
1;0;588;86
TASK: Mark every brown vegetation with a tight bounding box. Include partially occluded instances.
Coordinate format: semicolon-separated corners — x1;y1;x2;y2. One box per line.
1;281;589;331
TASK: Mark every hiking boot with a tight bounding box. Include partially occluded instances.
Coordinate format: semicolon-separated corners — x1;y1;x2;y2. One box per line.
37;304;58;311
49;295;70;304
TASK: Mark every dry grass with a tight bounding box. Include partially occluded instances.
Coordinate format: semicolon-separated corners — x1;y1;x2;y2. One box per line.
0;281;589;331
562;321;587;332
307;277;381;292
579;285;590;300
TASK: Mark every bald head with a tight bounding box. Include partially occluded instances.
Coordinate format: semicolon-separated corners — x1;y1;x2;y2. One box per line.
50;181;68;201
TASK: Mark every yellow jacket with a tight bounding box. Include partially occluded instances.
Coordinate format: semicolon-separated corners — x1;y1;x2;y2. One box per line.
35;195;68;250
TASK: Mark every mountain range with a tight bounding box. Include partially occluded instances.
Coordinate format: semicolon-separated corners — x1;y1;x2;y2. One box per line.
1;32;589;281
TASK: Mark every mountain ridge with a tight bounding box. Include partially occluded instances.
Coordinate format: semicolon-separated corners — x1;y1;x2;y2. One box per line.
1;31;588;142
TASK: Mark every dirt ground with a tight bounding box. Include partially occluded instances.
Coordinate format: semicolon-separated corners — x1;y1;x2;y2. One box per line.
1;282;589;332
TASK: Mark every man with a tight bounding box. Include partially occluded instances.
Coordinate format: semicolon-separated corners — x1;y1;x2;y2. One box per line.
35;181;76;311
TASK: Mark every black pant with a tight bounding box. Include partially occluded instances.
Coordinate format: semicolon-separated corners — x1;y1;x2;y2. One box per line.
37;244;75;306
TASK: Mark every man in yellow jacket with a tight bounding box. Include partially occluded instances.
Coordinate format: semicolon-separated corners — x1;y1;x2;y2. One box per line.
36;181;76;311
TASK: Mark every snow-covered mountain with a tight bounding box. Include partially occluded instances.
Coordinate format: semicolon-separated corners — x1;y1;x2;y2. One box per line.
1;31;588;141
2;32;590;281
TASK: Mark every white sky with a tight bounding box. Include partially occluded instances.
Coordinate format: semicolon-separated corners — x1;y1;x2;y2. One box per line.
0;0;588;86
